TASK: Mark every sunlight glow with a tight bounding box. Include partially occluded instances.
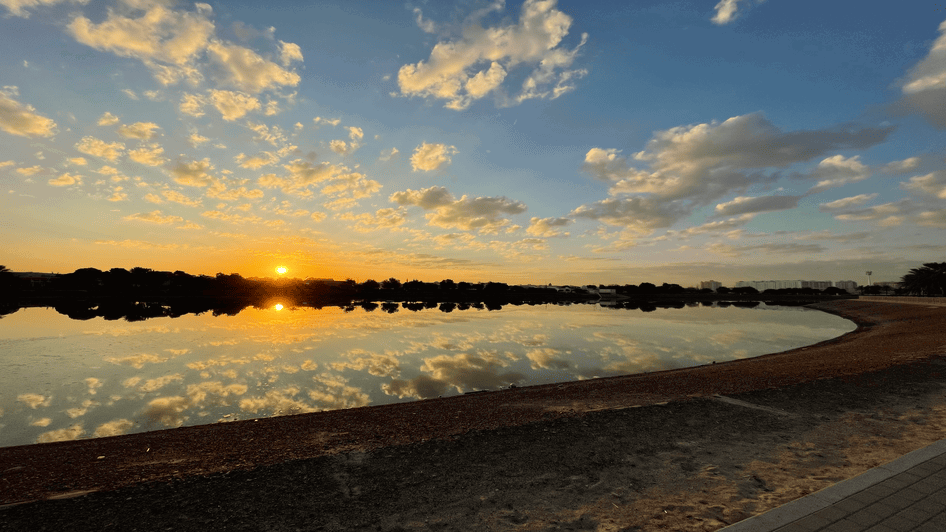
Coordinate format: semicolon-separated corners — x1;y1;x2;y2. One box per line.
276;266;288;275
274;304;284;311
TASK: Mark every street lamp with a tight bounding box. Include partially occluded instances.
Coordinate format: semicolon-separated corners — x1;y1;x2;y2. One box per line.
865;271;872;286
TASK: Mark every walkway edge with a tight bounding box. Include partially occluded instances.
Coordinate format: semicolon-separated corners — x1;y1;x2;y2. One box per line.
718;438;946;531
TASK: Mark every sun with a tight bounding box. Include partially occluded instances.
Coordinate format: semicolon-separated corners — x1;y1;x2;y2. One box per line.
276;266;288;275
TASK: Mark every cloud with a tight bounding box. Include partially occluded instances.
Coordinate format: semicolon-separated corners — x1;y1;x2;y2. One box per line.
882;157;921;174
329;139;353;155
711;0;764;25
340;207;408;232
37;424;84;443
396;0;588;110
818;194;878;211
707;242;826;258
383;351;524;399
18;392;51;408
117;121;161;140
897;19;946;128
128;143;165;166
124;210;184;224
209;89;261;121
313;116;340;127
802;155;870;193
391;185;527;233
526;348;571;370
0;87;58;138
236;151;279;169
410;142;457;172
903;170;946;199
918;210;946;227
161;189;202;207
379;147;399;161
206;41;301;94
48;172;82;187
279;40;303;66
0;0;87;18
93;419;134;438
714;195;800;217
170;158;216;187
571;197;682;234
180;93;206;117
526;216;572;237
68;3;214;86
76;136;125;161
97;111;120;126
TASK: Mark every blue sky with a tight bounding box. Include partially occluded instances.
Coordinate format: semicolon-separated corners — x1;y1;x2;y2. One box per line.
1;0;944;286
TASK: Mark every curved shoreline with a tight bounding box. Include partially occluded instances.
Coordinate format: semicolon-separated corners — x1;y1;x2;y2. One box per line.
1;299;944;507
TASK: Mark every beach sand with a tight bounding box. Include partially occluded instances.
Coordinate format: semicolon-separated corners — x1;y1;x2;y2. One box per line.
1;299;945;531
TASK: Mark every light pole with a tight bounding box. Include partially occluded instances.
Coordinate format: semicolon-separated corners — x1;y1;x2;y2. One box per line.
866;271;872;286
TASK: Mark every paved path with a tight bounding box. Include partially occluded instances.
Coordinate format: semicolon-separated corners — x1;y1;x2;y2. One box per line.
720;439;946;531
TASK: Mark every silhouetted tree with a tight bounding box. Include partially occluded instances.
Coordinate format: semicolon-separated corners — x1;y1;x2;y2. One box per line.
900;263;946;296
381;277;402;290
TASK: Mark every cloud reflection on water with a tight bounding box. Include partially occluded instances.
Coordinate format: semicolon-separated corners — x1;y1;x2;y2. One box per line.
0;303;856;446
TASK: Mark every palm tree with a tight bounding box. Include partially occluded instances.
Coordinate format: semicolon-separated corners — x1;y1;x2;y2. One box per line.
900;262;946;296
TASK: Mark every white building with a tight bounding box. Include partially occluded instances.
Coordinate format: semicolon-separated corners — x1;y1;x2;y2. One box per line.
700;280;722;291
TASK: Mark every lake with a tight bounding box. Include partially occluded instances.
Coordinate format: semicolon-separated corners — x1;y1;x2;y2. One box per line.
0;301;855;448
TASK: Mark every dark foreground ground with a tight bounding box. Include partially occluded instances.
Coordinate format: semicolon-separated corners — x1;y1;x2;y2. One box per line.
2;300;946;531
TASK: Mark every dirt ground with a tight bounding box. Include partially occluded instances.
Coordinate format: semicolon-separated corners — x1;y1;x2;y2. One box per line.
2;300;946;531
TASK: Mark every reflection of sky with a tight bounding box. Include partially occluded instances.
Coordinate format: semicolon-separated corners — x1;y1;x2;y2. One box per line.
0;303;855;447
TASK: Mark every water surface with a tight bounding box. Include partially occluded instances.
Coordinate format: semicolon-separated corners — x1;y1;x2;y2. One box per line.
0;302;855;447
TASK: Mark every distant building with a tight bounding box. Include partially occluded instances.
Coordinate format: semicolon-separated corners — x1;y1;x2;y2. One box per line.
735;280;803;291
835;280;858;293
10;272;59;288
801;280;833;290
700;280;722;291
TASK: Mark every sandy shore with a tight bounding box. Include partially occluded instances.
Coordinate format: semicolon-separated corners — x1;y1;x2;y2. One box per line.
2;299;946;531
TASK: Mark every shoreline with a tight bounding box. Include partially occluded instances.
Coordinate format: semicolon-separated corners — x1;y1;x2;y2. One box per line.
2;299;946;530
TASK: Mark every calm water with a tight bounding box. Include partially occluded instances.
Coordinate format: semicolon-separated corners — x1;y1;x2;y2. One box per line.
0;302;855;447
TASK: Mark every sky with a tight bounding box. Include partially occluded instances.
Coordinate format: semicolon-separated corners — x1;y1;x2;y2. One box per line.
1;0;944;286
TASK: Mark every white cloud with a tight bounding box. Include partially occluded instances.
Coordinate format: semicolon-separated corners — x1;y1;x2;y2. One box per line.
714;195;800;217
118;121;161;140
711;0;764;25
396;0;588;110
209;89;261;121
918;210;946;227
76;136;125;161
571;197;683;234
68;3;214;85
188;132;210;146
97;111;120;126
279;40;303;66
819;194;878;211
0;0;85;18
16;165;43;176
124;210;184;224
180;93;206;117
340;207;408;232
410;142;457;172
236;151;279;169
170;158;217;187
161;189;202;207
128;143;165;166
707;241;826;258
379;147;399;161
882;157;921;174
330;139;353;155
803;155;870;193
206;41;301;94
0;87;58;138
48;172;82;187
391;185;527;233
903;170;946;199
898;19;946;128
313;116;340;127
526;216;572;237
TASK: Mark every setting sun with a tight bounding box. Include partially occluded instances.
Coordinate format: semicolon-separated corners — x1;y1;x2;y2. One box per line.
274;303;284;311
276;266;288;275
